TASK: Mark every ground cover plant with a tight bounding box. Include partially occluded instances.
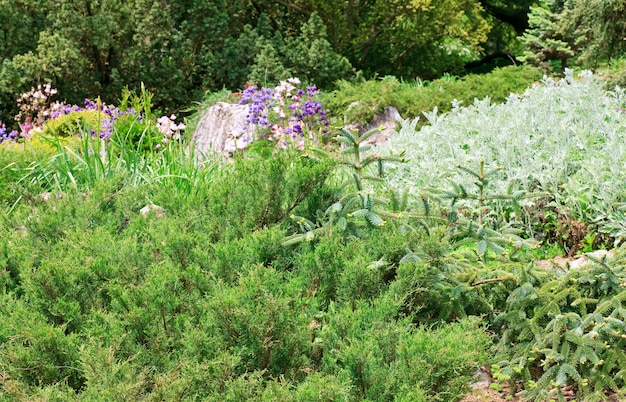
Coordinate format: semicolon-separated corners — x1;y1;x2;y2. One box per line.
0;149;492;401
0;82;494;401
3;67;626;401
379;69;626;253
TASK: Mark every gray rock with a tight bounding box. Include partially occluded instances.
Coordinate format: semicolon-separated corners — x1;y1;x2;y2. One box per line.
568;250;614;269
191;102;255;158
470;367;492;390
344;105;402;145
140;204;165;218
535;250;615;270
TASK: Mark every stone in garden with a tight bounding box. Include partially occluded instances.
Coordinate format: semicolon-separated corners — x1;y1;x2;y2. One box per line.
140;204;165;218
470;367;492;390
191;102;255;158
567;250;614;269
535;249;614;270
344;104;402;145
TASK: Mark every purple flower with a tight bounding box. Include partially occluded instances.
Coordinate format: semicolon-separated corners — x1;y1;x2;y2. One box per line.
83;99;97;109
238;79;332;149
0;124;12;143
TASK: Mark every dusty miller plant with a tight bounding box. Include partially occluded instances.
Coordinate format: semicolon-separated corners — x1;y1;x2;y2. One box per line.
377;69;626;244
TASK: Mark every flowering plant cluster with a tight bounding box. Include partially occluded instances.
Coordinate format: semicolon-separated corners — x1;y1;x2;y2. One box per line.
0;123;18;143
49;98;133;139
156;114;186;147
238;77;330;149
1;84;185;149
13;83;58;137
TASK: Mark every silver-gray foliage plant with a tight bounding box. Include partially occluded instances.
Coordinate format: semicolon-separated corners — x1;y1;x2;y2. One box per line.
378;69;626;231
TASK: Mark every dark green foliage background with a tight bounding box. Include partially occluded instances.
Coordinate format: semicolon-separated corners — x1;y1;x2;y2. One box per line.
0;0;542;127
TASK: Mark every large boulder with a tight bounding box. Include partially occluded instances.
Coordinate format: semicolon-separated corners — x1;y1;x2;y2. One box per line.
344;105;402;145
191;102;255;158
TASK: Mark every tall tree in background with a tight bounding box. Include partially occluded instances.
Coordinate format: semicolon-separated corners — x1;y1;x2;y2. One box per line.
303;0;491;78
218;12;354;89
520;0;575;70
478;0;537;34
0;0;495;126
564;0;626;64
8;0;624;127
0;0;243;123
518;0;626;71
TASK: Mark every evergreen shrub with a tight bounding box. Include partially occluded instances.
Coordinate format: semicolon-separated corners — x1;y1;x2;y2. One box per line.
0;147;493;400
323;65;541;126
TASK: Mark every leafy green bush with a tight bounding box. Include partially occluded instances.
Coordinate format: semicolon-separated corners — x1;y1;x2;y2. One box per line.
322;65;542;126
41;109;102;137
203;150;336;241
604;64;626;90
110;113;163;154
204;265;313;379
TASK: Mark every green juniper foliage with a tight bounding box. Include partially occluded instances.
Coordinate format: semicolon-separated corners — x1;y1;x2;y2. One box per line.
6;57;626;401
322;65;542;128
0;150;493;400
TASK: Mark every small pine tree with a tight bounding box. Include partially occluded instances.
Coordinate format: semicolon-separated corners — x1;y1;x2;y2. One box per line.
248;43;292;87
520;0;576;71
285;12;354;88
220;24;263;88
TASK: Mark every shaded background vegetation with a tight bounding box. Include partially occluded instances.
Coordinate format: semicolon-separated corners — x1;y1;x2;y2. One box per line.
2;0;624;128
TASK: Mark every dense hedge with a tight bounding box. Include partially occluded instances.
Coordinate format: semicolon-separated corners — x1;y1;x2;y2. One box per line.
322;65;542;126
